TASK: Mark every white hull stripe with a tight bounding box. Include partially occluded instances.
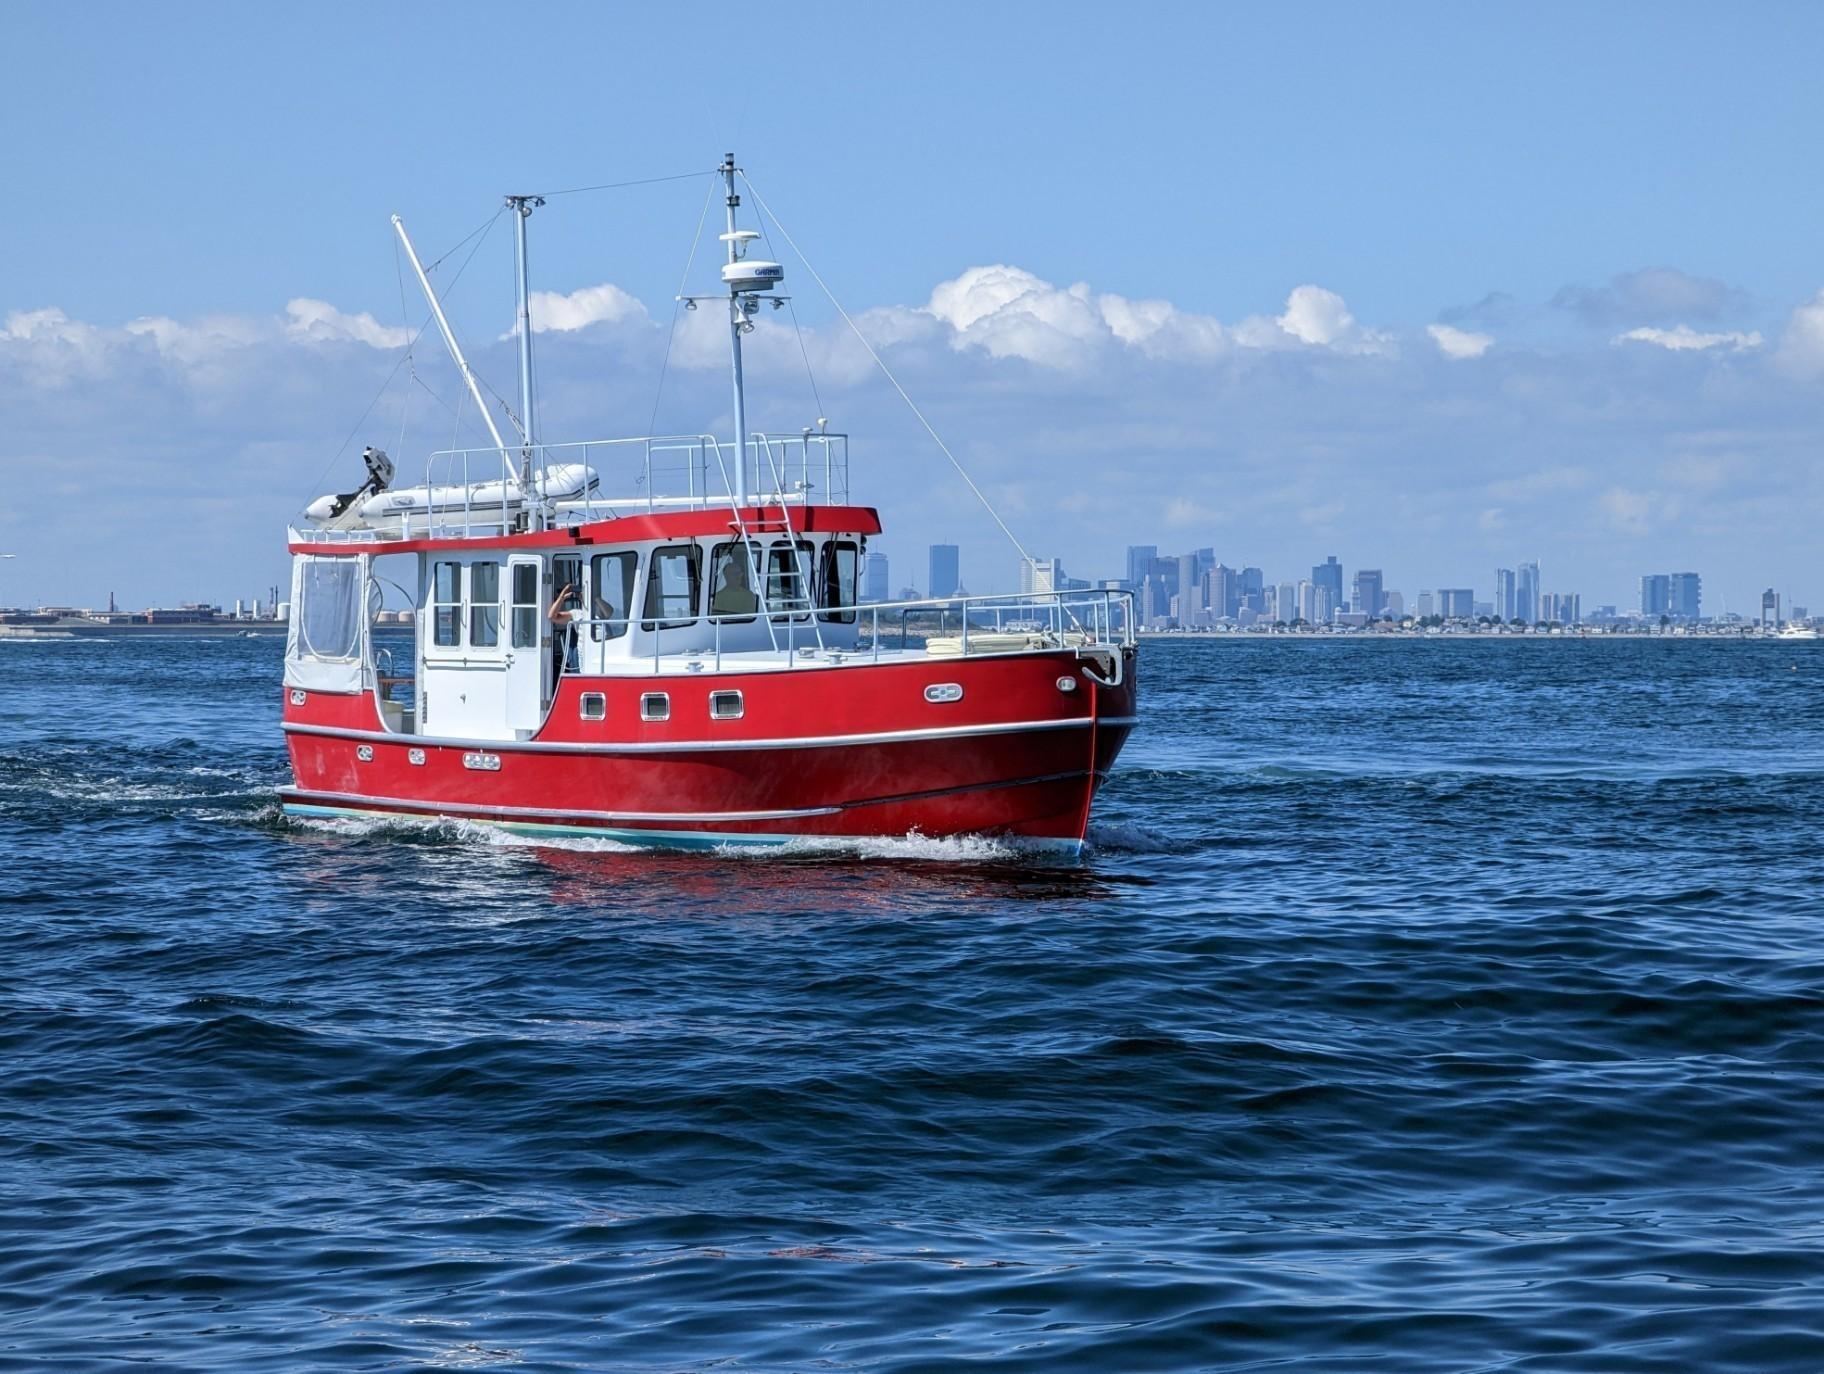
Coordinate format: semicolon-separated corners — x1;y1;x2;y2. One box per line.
278;802;1087;856
277;786;840;824
283;714;1140;756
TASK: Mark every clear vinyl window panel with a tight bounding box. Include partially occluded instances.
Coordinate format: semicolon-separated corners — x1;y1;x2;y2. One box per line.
297;557;362;660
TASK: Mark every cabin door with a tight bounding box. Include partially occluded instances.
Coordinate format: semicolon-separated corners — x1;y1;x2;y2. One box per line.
504;555;545;733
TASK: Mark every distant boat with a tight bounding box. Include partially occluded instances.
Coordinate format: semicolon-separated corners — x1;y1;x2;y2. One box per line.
1777;625;1820;640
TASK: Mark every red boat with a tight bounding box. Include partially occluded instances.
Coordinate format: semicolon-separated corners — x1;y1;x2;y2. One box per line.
279;158;1138;852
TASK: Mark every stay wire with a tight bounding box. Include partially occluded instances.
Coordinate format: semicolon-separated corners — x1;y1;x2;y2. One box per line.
751;211;825;425
739;173;1034;566
296;208;507;511
535;169;713;199
647;172;719;440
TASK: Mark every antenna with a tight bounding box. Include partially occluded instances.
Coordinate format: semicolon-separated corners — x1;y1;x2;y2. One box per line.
505;194;546;527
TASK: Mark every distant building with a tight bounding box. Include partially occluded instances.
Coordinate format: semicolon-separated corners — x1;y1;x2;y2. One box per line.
1020;556;1062;596
1353;569;1384;619
1640;574;1671;619
1761;588;1779;630
1240;567;1264;608
1296;579;1318;623
928;544;960;600
1312;556;1344;615
1415;590;1435;618
1542;592;1581;624
1517;561;1541;623
1384;590;1404;617
1176;553;1202;625
1495;568;1517;622
1206;563;1240;619
1439;588;1474;619
1669;572;1701;620
863;551;890;603
1124;545;1157;589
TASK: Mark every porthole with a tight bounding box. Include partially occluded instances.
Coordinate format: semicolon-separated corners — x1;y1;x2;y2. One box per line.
924;682;964;704
1056;676;1079;693
641;692;670;722
710;689;744;720
408;748;426;766
355;744;374;762
290;688;306;706
580;692;607;721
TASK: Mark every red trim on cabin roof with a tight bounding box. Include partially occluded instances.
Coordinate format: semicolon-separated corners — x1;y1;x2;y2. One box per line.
289;504;883;556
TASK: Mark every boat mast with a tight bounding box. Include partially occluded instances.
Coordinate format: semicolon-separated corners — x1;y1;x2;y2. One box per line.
391;215;509;456
722;154;749;507
505;194;545;526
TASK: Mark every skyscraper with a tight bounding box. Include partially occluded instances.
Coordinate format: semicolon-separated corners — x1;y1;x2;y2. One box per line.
1177;553;1203;625
1495;568;1517;621
1312;556;1343;613
1517;561;1541;623
1239;566;1264;613
1297;579;1318;623
1669;572;1701;620
928;544;960;600
1020;556;1062;595
1206;563;1240;619
863;552;889;603
1275;581;1299;623
1439;588;1474;619
1125;545;1157;589
1353;569;1384;619
1640;574;1671;618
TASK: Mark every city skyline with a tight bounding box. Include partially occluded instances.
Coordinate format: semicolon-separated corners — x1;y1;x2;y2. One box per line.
6;8;1824;615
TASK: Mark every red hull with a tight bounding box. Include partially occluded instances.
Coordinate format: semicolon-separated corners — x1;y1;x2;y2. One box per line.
282;649;1137;849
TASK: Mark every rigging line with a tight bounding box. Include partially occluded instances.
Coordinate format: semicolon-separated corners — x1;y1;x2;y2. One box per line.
423;207;506;275
740;173;1034;565
752;211;825;424
647;170;719;439
535;169;714;198
297;211;505;512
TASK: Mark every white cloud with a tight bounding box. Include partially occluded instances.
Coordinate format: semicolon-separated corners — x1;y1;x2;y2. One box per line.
284;298;410;348
1427;323;1493;359
1613;324;1761;352
1277;285;1354;346
1776;289;1824;376
522;283;648;334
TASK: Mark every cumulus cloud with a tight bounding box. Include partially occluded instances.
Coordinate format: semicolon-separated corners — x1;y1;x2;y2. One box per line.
1427;323;1493;359
1553;267;1750;328
518;283;648;334
1776;289;1824;377
283;299;411;348
1613;324;1761;352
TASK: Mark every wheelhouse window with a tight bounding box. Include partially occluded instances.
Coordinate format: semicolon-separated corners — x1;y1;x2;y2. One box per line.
766;540;814;621
819;540;859;624
510;563;540;649
589;551;637;640
469;561;501;648
707;541;761;622
432;561;461;647
641;544;701;630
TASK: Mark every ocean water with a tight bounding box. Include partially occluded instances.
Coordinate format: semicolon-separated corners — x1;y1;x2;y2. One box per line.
3;634;1823;1371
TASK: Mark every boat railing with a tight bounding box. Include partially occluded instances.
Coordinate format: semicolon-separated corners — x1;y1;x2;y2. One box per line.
564;588;1135;675
416;432;851;538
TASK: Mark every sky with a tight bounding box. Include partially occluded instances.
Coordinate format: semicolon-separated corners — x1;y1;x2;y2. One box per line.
3;1;1823;614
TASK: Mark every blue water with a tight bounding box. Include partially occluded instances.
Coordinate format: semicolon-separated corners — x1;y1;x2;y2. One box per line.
3;636;1824;1371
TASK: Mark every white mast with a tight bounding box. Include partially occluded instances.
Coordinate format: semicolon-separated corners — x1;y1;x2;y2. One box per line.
391;214;509;457
722;154;749;506
505;194;544;524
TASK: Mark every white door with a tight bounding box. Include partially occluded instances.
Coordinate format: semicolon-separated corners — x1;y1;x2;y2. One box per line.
505;555;546;733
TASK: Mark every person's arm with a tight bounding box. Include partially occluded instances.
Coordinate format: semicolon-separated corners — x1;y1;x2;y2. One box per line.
547;583;575;621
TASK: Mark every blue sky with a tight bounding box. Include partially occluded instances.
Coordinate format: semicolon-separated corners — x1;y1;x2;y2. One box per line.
4;2;1824;612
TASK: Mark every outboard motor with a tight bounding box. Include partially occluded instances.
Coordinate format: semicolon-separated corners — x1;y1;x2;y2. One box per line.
305;447;395;527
